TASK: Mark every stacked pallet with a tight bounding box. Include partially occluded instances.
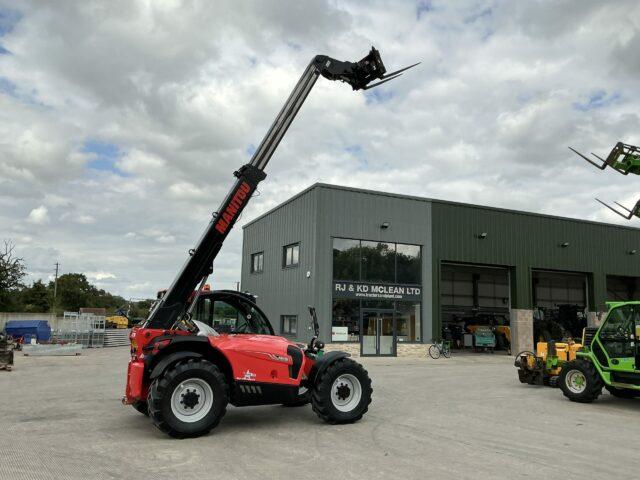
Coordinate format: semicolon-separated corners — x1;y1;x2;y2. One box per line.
104;329;131;347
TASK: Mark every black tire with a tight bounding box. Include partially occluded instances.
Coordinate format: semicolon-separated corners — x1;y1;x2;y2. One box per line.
559;360;603;403
132;400;148;416
428;344;440;359
311;358;372;424
605;385;640;399
148;358;229;438
282;386;311;407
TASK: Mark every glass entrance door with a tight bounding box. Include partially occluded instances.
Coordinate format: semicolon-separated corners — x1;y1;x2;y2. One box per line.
361;310;395;356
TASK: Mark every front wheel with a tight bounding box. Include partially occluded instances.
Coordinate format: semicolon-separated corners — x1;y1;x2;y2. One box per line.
559;360;603;403
312;358;372;424
428;344;441;359
148;358;229;438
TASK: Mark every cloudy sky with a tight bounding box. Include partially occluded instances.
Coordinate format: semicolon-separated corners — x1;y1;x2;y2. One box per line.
1;0;639;299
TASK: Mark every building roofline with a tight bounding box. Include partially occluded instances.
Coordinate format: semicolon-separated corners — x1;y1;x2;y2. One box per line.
243;182;640;232
243;184;318;229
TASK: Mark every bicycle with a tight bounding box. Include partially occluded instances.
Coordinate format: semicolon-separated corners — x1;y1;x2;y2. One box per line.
428;340;451;359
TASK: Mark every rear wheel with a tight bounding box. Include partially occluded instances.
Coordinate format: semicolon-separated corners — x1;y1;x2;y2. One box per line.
312;358;372;424
428;344;441;359
559;360;603;403
605;385;640;399
148;358;229;438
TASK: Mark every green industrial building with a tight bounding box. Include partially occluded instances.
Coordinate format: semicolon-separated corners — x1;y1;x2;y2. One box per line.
241;183;640;356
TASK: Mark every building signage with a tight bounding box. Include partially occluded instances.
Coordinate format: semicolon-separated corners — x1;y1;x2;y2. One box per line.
333;281;421;301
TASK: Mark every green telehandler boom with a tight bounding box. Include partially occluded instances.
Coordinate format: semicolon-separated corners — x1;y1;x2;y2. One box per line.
570;142;640;219
559;301;640;402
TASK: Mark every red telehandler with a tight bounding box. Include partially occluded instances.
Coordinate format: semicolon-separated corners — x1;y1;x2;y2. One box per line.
122;47;417;438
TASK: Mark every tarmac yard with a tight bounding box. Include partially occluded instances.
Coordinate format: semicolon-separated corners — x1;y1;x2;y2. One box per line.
1;348;639;480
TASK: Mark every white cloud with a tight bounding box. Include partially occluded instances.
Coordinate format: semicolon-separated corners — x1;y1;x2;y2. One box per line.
26;205;49;224
87;271;116;281
1;0;640;299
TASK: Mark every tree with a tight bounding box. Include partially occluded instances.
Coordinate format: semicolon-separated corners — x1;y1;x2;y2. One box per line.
0;240;26;311
21;280;51;312
50;273;94;312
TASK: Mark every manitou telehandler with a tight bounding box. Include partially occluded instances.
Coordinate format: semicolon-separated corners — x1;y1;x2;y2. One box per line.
558;302;640;402
122;47;417;438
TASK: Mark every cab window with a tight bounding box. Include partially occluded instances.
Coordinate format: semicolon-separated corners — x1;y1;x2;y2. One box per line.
212;300;246;333
599;305;638;358
193;295;273;335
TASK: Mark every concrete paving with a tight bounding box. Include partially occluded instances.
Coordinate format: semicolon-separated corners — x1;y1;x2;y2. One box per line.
1;347;638;480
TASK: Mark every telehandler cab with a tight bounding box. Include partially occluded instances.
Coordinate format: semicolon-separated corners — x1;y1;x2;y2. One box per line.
122;47;417;438
558;302;640;402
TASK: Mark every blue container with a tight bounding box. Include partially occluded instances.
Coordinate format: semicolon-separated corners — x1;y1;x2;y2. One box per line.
4;320;51;343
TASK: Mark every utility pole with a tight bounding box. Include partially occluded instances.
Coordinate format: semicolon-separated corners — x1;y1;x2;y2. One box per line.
236;281;240;291
52;262;59;313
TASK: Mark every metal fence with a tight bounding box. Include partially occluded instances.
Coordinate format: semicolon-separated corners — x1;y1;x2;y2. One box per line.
51;312;106;348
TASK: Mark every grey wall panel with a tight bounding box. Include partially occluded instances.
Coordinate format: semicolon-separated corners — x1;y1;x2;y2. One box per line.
241;188;318;341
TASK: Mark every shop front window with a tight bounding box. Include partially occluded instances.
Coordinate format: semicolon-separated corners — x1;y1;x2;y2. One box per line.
395;302;421;342
333;238;360;280
332;299;360;342
332;238;421;285
361;241;395;283
396;243;421;284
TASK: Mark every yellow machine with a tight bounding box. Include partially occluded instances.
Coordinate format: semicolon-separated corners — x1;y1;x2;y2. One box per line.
515;339;582;386
106;315;129;329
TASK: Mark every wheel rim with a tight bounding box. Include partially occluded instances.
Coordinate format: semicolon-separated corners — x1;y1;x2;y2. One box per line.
566;369;587;394
331;374;362;412
429;345;440;359
170;378;214;423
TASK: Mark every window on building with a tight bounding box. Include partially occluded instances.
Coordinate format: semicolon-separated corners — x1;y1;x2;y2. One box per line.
332;299;360;342
251;252;264;273
396;243;421;284
360;241;395;283
281;315;297;336
395;302;421;342
333;238;360;280
283;243;300;268
332;238;422;285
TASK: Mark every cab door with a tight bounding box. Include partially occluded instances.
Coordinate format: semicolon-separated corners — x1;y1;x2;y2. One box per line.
595;304;640;382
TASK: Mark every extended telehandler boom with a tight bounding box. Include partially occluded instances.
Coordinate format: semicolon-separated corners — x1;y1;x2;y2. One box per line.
146;48;417;330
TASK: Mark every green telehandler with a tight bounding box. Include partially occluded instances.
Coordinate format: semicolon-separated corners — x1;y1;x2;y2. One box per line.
559;301;640;402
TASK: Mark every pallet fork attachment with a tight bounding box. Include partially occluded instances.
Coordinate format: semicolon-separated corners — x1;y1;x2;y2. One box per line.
595;198;640;220
569;142;640;176
571;142;640;220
